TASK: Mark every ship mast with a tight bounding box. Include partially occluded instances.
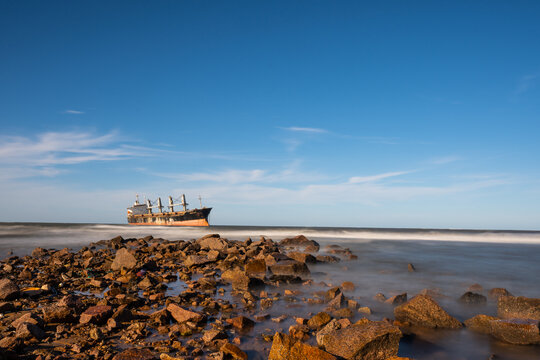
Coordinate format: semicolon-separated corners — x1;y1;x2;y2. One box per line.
168;195;182;212
181;194;188;211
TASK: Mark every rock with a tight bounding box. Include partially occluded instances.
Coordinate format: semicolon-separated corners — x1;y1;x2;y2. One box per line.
332;307;354;318
269;332;336;360
112;348;157;360
373;293;386;302
12;312;43;328
325;287;343;302
111;248;137;271
220;342;247;360
166;303;204;323
308;312;332;330
226;316;255;332
245;259;267;278
221;268;263;291
341;281;355;291
0;336;22;350
407;263;416;272
489;288;512;299
280;235;320;251
287;252;317;264
79;305;113;325
358;306;372;315
327;292;346;309
269;260;310;277
184;255;213;267
197;235;228;251
31;247;48;258
15;322;45;340
316;255;340;263
460;292;487;304
467;283;483;292
489;318;540;345
0;278;20;300
394;294;462;329
0;301;14;312
42;305;76;323
202;328;227;343
318;320;401;360
385;293;407;306
498;295;540;320
464;314;498;334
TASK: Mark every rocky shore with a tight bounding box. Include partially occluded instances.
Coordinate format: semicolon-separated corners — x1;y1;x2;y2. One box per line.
0;233;539;359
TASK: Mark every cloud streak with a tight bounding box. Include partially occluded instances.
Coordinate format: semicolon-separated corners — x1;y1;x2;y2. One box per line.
63;110;84;114
281;126;328;134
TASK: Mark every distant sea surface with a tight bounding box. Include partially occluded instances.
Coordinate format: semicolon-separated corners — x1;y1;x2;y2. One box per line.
1;222;540;358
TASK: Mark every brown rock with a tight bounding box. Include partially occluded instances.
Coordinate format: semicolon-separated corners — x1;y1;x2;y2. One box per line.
489;288;512;299
280;235;320;251
287;252;317;264
0;278;19;300
269;332;336;360
15;322;45;340
220;342;247;360
318;320;401;360
489;318;540;345
79;305;113;325
316;255;340;263
184;255;213;267
407;263;416;272
111;248;137;271
394;294;462;329
12;312;43;328
245;259;266;278
226;316;255;332
112;348;157;360
202;328;227;343
0;336;22;350
269;260;310;277
308;312;332;330
31;247;48;258
385;293;407;306
42;305;76;323
498;295;540;320
221;268;263;291
341;281;355;291
464;314;498;334
166;303;204;323
197;234;228;251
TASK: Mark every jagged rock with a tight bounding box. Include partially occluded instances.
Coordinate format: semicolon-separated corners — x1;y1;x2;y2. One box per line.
12;313;43;328
112;348;157;360
464;314;498;334
280;235;320;251
79;305;113;325
42;305;76;323
15;322;45;340
385;293;407;306
31;247;48;258
269;260;310;277
407;263;416;272
287;252;317;264
316;319;344;345
316;255;341;263
0;336;22;351
308;312;332;330
489;318;540;345
498;295;540;320
318;320;401;360
184;255;213;267
489;288;512;299
327;292;346;309
220;342;248;360
0;278;19;300
111;248;137;271
460;292;487;304
374;293;387;302
269;332;336;360
221;268;264;291
394;295;462;329
196;235;228;251
202;328;227;343
245;259;266;278
226;316;255;332
166;303;204;323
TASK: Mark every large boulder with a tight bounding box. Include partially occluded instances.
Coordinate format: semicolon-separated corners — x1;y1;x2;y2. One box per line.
166;303;204;323
498;295;540;320
0;279;19;300
269;260;310;277
489;318;540;345
110;248;137;271
280;235;320;252
394;294;462;329
269;332;337;360
317;320;401;360
464;314;497;334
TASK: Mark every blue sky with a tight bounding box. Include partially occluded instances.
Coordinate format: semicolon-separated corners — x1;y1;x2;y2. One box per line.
1;1;539;229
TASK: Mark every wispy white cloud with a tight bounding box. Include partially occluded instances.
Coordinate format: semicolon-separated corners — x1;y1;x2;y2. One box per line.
63;109;84;114
429;155;461;165
281;126;328;134
348;171;413;184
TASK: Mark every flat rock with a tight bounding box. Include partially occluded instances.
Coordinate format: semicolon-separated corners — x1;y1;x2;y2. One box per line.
489;318;540;345
221;268;263;291
166;303;204;323
498;295;540;320
184;255;213;267
318;320;401;360
226;316;255;332
111;248;137;271
112;348;157;360
269;260;310;277
0;278;20;300
79;305;113;325
394;294;462;329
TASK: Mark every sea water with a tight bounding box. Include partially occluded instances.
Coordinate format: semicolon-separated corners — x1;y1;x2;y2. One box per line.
1;222;540;359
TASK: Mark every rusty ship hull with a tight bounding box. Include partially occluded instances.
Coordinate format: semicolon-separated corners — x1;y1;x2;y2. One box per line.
127;207;212;226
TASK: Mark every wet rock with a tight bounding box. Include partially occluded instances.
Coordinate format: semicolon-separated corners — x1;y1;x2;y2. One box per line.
220;342;247;360
394;294;462;329
373;293;386;302
15;322;45;340
358;306;372;315
221;268;263;291
0;278;20;300
245;259;266;278
42;305;76;323
269;332;336;360
318;320;401;360
280;235;320;251
489;288;512;299
332;307;354;318
184;255;213;267
316;255;341;263
308;312;332;330
460;292;487;304
112;348;157;360
202;328;227;343
325;287;343;302
196;234;228;251
341;281;355;291
269;260;310;277
287;252;317;264
166;303;204;323
385;293;407;306
79;305;113;325
464;314;498;334
498;295;540;320
489;318;540;345
407;263;416;272
226;316;255;332
327;292;346;309
111;248;137;271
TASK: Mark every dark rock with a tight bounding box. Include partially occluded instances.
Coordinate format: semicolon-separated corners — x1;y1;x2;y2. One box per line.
111;248;137;271
460;292;487;304
0;279;19;300
112;348;157;360
220;342;248;360
0;336;22;351
269;260;310;277
166;303;204;323
318;320;401;360
221;268;264;291
79;305;113;325
0;301;14;312
489;318;540;345
15;322;45;340
316;255;341;263
385;293;407;306
42;305;76;323
394;294;462;329
498;295;540;320
12;312;43;328
31;247;48;258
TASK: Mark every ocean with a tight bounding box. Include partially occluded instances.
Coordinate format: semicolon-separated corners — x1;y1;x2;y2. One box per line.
1;222;540;359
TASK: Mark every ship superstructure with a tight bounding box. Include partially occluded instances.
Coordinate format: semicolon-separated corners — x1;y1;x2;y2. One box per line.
127;194;211;226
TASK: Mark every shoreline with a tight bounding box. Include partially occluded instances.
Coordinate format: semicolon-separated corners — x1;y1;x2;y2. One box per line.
0;233;539;359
